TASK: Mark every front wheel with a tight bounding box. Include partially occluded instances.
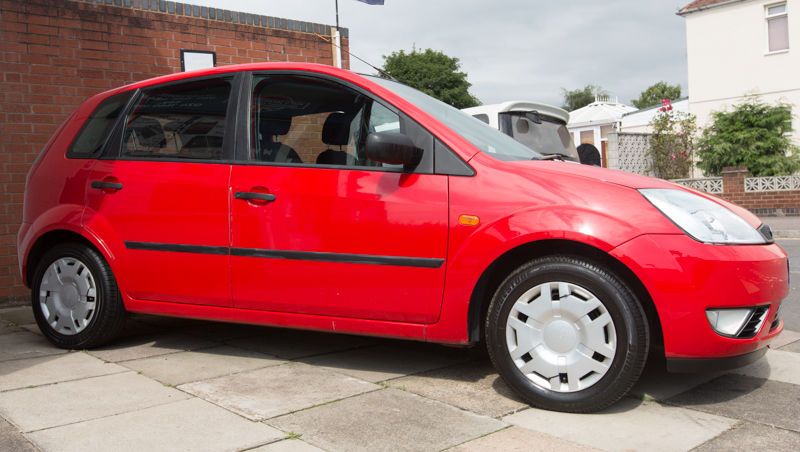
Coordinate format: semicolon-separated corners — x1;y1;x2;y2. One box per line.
31;242;127;349
485;255;649;413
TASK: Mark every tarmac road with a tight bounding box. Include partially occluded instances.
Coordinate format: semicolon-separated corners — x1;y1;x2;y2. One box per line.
778;239;800;331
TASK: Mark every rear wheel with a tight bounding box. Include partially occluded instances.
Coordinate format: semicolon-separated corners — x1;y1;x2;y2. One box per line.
485;255;649;412
31;242;126;349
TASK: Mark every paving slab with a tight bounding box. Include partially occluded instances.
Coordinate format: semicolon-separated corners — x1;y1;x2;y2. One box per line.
179;362;379;420
694;421;800;451
87;332;218;362
226;328;373;359
179;320;272;341
731;349;800;385
0;320;20;336
389;360;527;417
0;331;66;362
27;397;284;452
631;363;723;401
270;388;505;452
772;329;800;349
0;417;36;452
249;439;325;452
0;307;34;327
778;337;800;353
448;426;594;452
0;352;126;392
0;352;127;391
301;344;467;383
668;374;800;432
0;371;190;432
504;398;735;452
121;345;285;386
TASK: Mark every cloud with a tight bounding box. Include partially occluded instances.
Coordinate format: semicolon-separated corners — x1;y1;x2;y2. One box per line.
188;0;689;107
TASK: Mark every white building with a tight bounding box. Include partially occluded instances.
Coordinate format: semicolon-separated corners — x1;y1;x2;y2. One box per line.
566;97;637;165
620;98;690;134
679;0;799;143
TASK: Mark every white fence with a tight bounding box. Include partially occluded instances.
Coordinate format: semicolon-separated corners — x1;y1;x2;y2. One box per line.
671;177;723;194
744;175;800;192
606;133;652;175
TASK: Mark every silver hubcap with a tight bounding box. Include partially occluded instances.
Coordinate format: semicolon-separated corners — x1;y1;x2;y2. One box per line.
39;258;98;335
506;281;617;392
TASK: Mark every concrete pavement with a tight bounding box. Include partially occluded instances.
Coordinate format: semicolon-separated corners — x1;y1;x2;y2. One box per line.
1;303;800;451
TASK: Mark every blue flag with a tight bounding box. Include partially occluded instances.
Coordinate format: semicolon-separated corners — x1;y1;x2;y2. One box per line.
356;0;385;4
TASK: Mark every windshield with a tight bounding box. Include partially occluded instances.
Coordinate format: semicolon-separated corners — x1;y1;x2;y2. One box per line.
368;76;543;161
499;112;579;161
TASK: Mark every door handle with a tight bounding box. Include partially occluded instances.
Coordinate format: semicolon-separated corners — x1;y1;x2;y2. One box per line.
234;192;276;203
91;181;123;191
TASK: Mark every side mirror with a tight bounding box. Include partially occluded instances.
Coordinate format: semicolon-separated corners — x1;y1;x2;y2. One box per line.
365;132;422;169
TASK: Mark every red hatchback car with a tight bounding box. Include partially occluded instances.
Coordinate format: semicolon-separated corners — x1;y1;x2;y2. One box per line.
19;63;789;412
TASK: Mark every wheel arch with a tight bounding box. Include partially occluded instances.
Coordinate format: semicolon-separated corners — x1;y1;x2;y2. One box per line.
467;239;664;352
24;229;109;288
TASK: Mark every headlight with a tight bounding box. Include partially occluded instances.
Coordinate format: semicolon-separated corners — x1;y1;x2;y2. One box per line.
639;189;766;244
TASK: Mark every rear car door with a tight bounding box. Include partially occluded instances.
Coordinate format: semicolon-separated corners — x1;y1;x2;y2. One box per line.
229;73;448;323
83;75;237;306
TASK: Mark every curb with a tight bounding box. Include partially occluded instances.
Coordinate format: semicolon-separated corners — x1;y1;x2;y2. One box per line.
773;230;800;239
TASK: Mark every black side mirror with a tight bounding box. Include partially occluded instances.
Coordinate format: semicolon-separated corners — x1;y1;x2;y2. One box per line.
365;132;422;169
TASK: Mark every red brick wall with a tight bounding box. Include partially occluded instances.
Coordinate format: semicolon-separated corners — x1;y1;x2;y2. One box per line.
0;0;349;304
719;168;800;217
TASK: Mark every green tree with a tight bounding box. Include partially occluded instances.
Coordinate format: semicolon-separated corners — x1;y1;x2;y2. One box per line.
382;48;480;109
632;81;682;109
696;99;800;176
648;108;697;179
561;85;607;112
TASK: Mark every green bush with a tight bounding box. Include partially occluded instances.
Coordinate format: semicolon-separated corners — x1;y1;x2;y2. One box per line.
696;100;800;176
648;106;696;179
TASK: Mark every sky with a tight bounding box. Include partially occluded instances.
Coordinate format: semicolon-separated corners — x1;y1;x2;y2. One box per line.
188;0;690;108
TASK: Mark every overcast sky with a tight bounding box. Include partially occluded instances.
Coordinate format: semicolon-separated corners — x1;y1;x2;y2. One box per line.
188;0;690;108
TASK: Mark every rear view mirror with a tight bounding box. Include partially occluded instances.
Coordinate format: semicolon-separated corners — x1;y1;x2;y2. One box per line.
365;132;422;169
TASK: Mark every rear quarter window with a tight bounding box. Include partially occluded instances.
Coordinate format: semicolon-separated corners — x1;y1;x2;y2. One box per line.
68;91;134;158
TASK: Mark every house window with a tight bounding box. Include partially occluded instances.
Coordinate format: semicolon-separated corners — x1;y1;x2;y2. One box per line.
180;50;216;72
766;3;789;52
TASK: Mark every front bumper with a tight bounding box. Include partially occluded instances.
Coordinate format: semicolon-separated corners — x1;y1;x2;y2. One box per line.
610;234;789;362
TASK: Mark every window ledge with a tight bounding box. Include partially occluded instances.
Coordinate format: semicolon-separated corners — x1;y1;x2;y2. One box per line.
765;49;790;56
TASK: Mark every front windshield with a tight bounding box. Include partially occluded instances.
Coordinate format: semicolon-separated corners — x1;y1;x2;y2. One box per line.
500;112;579;161
368;76;543;161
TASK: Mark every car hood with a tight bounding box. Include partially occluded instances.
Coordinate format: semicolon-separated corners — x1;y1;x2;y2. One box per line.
511;159;676;190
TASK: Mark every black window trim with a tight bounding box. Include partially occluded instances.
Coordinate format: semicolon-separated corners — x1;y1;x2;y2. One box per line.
66;90;137;160
237;70;474;177
100;72;243;163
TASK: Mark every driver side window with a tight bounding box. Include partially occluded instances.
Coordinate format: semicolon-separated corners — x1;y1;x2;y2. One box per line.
249;74;433;173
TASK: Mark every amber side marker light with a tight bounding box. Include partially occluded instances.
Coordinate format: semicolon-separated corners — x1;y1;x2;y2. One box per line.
459;215;480;226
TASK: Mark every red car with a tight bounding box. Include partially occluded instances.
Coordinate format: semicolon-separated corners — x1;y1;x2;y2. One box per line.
19;63;789;412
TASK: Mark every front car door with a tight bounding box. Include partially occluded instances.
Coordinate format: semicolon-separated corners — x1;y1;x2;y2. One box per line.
230;72;448;323
84;75;237;306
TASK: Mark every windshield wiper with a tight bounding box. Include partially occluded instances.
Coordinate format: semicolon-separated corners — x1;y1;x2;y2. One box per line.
536;153;565;161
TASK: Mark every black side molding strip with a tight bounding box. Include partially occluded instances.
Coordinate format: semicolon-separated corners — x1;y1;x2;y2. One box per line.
230;247;444;268
125;242;229;255
124;242;444;269
666;347;767;373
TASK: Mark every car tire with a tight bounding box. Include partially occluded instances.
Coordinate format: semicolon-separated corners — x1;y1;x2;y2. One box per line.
31;242;126;349
485;255;649;413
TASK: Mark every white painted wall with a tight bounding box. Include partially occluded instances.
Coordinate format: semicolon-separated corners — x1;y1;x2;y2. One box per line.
684;0;800;143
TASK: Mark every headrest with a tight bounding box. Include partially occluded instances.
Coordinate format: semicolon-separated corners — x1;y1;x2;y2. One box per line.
322;112;352;146
259;115;292;137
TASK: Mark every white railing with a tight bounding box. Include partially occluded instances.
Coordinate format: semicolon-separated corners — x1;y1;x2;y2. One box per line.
744;175;800;192
671;177;723;194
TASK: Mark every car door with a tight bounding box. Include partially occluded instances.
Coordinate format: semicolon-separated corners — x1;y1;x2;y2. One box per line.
83;75;237;306
229;73;448;323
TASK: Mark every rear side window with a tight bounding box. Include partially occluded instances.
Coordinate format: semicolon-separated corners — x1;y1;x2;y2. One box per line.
68;91;133;157
121;77;232;160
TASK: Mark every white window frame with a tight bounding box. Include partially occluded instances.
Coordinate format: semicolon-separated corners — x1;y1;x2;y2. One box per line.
765;2;789;55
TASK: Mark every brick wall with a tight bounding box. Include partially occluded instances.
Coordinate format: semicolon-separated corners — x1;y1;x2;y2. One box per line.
0;0;349;304
719;167;800;217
